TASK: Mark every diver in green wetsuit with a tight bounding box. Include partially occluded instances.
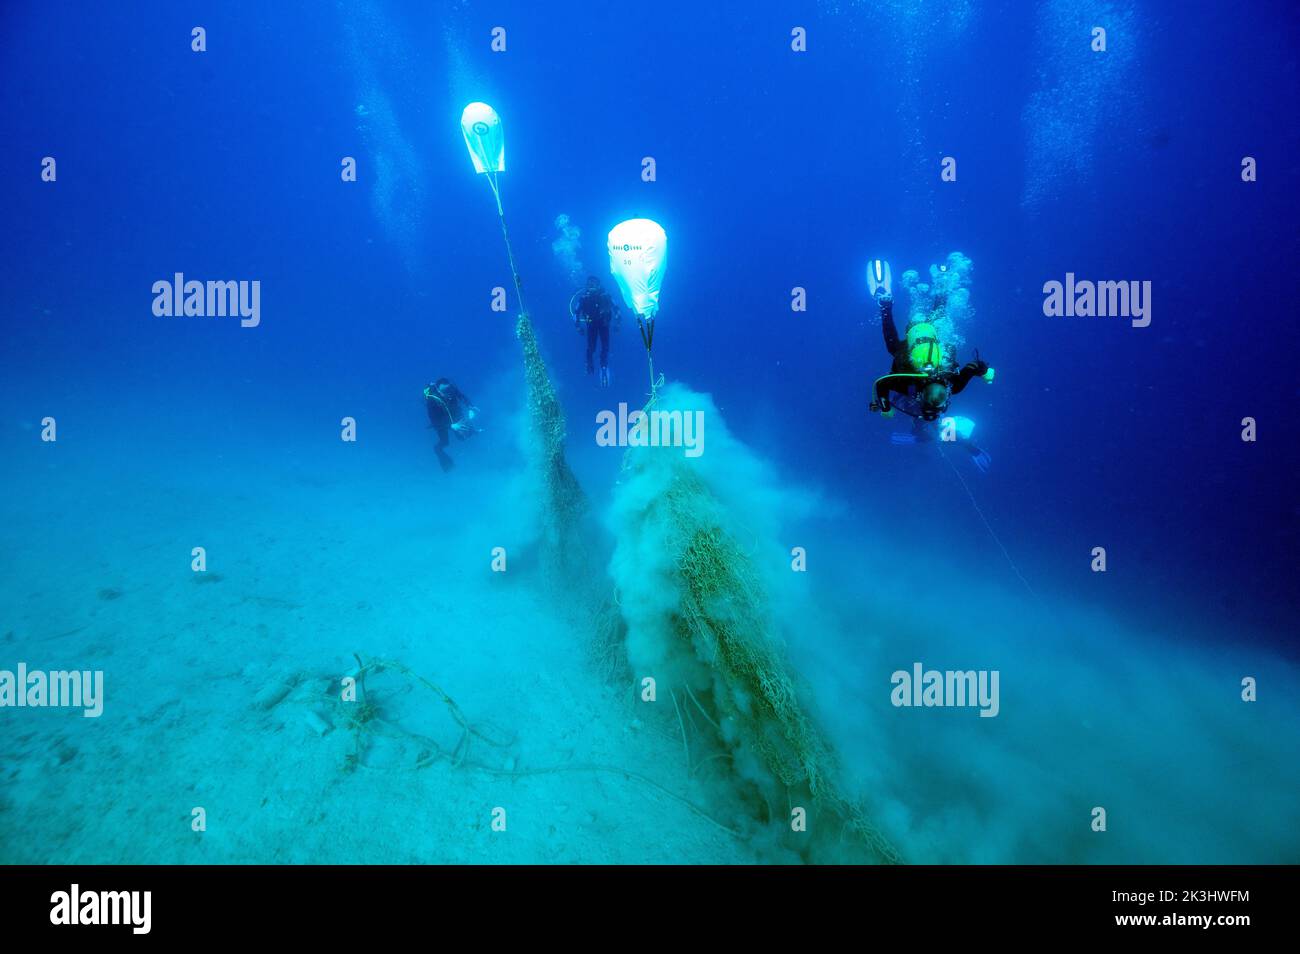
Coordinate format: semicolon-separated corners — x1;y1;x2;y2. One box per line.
865;259;992;422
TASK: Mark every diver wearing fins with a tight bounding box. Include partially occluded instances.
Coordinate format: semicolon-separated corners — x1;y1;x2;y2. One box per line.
865;259;993;423
891;415;993;473
423;377;480;472
571;275;619;387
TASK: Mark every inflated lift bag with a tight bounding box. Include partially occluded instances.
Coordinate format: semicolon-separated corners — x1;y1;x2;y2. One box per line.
460;102;504;174
607;218;667;319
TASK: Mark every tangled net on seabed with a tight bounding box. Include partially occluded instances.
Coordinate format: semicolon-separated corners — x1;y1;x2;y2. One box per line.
298;654;738;837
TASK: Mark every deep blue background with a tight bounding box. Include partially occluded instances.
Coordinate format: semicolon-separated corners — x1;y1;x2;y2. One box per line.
3;1;1297;641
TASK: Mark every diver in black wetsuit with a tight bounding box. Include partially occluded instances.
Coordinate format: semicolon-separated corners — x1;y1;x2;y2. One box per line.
572;275;619;386
867;274;990;422
423;378;479;472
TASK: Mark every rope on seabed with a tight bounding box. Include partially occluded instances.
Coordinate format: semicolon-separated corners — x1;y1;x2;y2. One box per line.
343;656;741;838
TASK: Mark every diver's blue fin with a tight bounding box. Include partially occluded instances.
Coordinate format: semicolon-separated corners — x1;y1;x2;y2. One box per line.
867;259;892;298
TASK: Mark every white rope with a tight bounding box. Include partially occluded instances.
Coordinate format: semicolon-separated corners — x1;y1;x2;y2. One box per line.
937;441;1038;600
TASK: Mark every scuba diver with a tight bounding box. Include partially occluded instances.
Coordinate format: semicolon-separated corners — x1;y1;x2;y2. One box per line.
423;377;480;472
866;259;993;424
571;275;620;387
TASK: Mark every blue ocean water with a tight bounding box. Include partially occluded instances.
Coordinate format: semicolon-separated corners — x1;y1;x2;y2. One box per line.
1;0;1297;864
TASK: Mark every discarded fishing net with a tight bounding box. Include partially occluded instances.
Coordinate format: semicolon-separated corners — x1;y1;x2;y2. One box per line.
516;314;587;574
607;385;901;863
459;102;622;674
276;654;733;835
516;314;627;679
334;656;516;774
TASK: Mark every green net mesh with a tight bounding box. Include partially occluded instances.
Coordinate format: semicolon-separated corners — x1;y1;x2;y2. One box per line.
620;449;901;864
515;314;628;680
517;314;587;570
